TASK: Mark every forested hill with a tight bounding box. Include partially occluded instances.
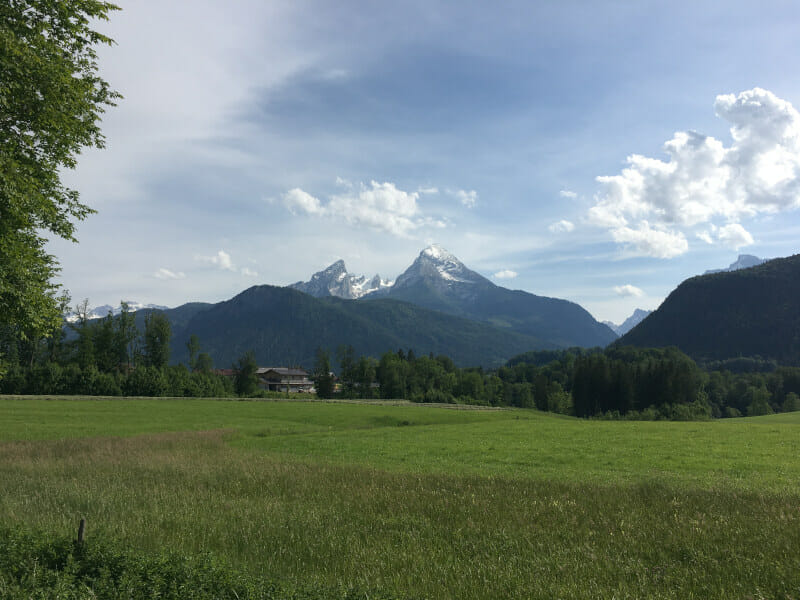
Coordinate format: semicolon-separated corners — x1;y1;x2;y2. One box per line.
618;254;800;365
169;285;553;368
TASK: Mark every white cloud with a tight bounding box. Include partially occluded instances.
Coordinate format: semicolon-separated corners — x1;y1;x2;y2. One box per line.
418;186;439;195
493;269;518;279
559;190;578;199
282;180;444;237
610;221;689;259
196;250;236;271
455;189;478;208
695;222;753;249
696;229;715;244
240;267;259;277
284;188;323;215
548;220;575;233
717;223;754;249
614;284;644;297
154;268;186;280
588;88;800;257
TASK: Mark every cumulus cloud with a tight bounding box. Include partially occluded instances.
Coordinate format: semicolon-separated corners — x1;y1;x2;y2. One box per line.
455;189;478;208
283;181;445;237
588;88;800;257
559;190;578;199
284;188;323;215
614;284;644;297
196;250;236;271
548;220;575;233
696;223;754;249
154;268;186;280
493;269;518;279
717;223;754;249
610;221;689;259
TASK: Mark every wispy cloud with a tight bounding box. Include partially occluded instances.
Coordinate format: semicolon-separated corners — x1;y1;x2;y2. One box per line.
559;190;577;199
154;268;186;280
455;189;478;208
588;88;800;257
548;220;575;234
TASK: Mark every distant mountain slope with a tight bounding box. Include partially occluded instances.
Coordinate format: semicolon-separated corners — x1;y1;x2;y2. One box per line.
618;255;800;364
603;309;652;336
704;254;768;274
366;245;616;348
169;285;551;368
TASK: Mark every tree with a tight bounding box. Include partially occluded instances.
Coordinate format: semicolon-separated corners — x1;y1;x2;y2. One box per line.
313;348;334;399
234;351;258;396
186;335;201;371
143;312;171;369
0;1;120;359
195;352;213;373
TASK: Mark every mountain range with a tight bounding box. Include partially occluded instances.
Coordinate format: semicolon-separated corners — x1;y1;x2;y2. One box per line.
618;254;800;365
292;245;617;349
90;247;800;369
131;244;615;368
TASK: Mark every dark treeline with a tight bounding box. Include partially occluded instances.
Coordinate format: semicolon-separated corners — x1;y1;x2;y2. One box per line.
0;302;232;397
3;302;800;420
314;345;800;419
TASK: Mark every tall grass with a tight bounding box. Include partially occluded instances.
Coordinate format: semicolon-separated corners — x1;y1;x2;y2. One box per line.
1;398;800;598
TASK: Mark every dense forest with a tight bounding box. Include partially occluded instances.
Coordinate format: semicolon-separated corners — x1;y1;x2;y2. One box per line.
2;303;799;420
619;254;800;365
313;345;800;419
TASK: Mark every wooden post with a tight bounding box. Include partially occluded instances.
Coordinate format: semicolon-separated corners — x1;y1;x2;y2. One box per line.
77;518;86;545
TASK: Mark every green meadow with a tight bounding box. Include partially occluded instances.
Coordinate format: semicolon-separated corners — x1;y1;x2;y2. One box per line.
1;397;799;598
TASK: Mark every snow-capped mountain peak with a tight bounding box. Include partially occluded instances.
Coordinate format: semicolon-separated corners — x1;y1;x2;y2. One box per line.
290;261;391;299
393;244;490;289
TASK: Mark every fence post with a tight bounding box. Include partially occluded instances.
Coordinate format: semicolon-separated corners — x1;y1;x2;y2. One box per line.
77;518;86;545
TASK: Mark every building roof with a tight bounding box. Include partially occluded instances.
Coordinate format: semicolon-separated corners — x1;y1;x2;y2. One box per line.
256;367;309;376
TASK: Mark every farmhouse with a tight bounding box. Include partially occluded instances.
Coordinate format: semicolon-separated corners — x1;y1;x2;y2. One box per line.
256;367;314;393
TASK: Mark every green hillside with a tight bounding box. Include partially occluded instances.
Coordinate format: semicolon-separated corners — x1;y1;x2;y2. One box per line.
378;276;617;348
618;254;800;364
169;285;551;368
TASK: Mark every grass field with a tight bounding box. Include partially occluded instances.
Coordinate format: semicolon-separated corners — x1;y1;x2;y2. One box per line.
1;396;799;598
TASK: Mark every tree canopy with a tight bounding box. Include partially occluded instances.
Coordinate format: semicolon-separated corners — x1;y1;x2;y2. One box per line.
0;1;119;351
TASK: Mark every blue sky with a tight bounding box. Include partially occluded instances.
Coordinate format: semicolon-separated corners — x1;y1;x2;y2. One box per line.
52;0;800;323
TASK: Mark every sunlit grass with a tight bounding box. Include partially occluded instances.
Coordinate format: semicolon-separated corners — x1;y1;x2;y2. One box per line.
1;396;799;598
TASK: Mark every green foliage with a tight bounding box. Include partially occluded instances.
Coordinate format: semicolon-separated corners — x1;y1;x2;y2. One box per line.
783;391;800;412
143;312;171;368
0;0;119;350
187;334;201;370
234;351;258;397
312;348;334;399
0;527;398;599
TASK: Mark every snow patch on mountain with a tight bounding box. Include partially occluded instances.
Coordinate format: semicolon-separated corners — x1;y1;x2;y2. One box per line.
65;301;169;322
289;260;392;299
